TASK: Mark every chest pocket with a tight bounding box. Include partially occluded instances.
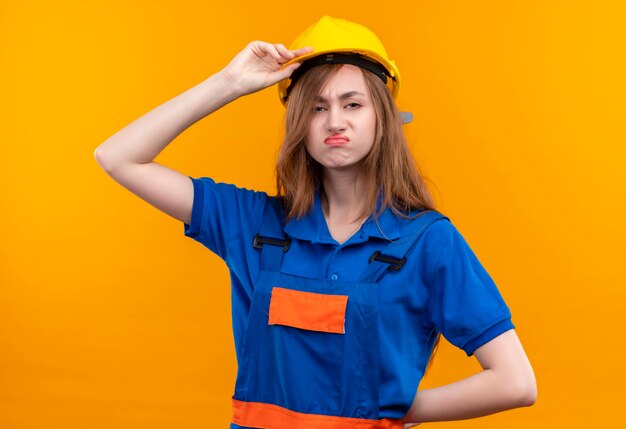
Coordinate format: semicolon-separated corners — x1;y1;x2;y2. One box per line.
252;275;354;415
269;287;348;334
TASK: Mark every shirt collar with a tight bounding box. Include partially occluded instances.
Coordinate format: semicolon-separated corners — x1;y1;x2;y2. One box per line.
284;190;404;244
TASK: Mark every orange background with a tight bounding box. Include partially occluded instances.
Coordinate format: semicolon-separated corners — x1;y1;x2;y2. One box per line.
2;1;625;428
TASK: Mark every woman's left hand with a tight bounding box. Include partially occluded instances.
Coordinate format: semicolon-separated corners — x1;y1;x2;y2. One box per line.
403;423;421;429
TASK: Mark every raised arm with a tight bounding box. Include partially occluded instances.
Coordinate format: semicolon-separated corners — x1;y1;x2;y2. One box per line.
400;329;536;427
94;42;312;224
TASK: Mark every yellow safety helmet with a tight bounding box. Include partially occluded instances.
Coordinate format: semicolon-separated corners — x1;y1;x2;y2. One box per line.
278;16;401;106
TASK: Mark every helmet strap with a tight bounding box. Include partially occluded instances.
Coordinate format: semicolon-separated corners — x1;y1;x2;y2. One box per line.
284;53;391;101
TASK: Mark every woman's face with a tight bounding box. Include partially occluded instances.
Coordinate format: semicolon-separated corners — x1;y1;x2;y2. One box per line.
305;65;377;174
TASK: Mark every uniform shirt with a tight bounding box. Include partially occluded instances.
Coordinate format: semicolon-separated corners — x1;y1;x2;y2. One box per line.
183;176;515;418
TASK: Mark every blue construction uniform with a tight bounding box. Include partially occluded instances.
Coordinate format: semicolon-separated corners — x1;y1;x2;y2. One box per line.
183;176;515;428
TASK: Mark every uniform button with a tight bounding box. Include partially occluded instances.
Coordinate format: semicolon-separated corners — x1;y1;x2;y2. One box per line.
330;274;338;280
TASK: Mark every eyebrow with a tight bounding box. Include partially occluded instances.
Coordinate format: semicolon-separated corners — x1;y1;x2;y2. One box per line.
314;91;366;102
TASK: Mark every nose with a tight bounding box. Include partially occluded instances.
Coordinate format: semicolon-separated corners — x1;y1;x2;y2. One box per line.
326;105;347;133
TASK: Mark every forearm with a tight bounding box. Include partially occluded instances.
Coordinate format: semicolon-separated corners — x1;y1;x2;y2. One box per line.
401;368;535;423
94;71;239;169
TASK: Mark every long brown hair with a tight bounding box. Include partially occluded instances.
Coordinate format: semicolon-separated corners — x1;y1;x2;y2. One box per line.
275;62;442;373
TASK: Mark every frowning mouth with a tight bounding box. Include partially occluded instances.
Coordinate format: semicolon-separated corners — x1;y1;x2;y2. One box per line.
324;135;350;146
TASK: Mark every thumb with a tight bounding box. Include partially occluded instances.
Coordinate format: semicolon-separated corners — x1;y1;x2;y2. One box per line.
272;62;303;84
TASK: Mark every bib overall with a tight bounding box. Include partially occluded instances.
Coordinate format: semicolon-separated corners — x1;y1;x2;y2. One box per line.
231;198;448;429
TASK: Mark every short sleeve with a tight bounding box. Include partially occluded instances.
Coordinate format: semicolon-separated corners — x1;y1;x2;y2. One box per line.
183;176;267;263
427;221;515;356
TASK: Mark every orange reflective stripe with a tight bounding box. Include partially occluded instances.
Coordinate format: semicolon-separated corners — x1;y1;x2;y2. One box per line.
268;287;348;334
232;398;404;429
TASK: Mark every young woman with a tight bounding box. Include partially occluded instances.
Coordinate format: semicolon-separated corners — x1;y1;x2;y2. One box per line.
95;16;536;429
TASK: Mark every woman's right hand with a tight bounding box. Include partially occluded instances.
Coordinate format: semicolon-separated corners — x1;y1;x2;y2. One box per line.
218;41;313;97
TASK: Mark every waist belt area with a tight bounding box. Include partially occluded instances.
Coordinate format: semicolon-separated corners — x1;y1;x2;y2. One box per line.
232;399;404;429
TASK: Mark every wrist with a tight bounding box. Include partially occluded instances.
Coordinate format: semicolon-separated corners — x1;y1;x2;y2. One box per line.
212;69;245;100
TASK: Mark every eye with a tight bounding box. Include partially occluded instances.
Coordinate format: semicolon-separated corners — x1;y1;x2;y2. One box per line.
346;102;361;109
313;106;327;112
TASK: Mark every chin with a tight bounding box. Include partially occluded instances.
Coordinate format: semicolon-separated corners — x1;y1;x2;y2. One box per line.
321;162;357;171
